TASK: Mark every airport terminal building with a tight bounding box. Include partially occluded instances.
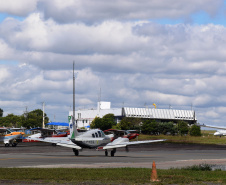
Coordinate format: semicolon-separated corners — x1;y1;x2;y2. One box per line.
69;102;197;128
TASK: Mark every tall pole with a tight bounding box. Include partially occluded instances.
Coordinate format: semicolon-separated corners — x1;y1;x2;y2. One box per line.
42;102;45;128
73;62;76;128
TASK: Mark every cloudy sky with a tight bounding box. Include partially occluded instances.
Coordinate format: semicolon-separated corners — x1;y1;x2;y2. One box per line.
0;0;226;126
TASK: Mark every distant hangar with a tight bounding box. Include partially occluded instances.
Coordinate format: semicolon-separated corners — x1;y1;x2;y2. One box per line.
69;101;196;128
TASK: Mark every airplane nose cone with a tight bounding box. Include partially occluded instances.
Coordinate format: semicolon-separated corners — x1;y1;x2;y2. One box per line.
21;132;25;135
214;132;220;136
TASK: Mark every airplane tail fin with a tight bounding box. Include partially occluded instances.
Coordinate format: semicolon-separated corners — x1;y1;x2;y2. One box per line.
69;115;79;139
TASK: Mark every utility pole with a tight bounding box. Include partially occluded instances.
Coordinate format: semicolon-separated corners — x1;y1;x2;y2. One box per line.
24;106;28;119
42;102;45;128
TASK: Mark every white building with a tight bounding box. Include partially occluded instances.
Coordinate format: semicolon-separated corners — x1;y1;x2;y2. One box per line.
69;101;197;129
69;102;121;128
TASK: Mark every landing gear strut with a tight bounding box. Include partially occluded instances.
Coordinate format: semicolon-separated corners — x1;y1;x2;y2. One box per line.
105;149;116;157
111;148;116;157
105;150;108;156
12;143;17;147
73;148;79;156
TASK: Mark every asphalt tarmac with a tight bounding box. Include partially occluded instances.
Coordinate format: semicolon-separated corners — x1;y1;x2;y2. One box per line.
1;142;226;169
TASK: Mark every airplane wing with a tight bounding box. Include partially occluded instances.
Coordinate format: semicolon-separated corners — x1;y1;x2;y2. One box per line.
198;124;226;130
103;138;166;150
10;127;26;131
30;127;56;132
33;137;82;150
0;128;8;132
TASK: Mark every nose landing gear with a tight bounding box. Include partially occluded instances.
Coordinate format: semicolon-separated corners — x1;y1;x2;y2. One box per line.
105;148;116;157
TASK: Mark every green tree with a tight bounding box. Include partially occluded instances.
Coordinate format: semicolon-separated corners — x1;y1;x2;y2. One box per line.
0;114;23;127
90;117;102;129
102;114;116;130
90;114;116;130
158;122;177;135
141;120;159;135
22;109;49;128
118;117;142;130
118;118;131;130
0;108;3;117
178;121;189;136
190;124;201;136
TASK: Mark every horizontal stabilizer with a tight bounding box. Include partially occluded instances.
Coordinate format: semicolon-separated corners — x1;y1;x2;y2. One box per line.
57;143;81;149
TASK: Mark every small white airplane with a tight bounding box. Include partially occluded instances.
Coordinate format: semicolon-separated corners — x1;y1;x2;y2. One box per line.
199;124;226;137
213;130;226;137
34;122;166;156
0;127;25;147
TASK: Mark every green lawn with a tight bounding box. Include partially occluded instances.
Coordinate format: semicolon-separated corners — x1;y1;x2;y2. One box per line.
135;131;226;145
0;167;226;184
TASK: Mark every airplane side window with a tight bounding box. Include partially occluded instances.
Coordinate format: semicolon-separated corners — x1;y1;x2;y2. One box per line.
95;133;98;137
101;131;105;137
92;133;95;138
98;131;101;137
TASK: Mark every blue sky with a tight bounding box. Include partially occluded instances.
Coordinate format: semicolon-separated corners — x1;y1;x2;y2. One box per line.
0;0;226;127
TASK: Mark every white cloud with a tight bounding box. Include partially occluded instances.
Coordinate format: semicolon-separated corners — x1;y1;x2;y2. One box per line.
38;0;223;23
0;67;11;84
0;0;38;16
0;0;226;125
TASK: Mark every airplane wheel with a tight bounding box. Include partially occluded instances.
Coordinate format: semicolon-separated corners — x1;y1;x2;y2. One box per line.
12;143;17;147
73;149;79;156
105;150;108;156
111;150;115;157
111;148;116;157
52;143;57;146
5;143;10;147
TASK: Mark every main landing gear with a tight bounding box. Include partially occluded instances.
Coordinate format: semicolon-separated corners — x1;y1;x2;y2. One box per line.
105;148;116;157
73;148;79;156
5;143;17;147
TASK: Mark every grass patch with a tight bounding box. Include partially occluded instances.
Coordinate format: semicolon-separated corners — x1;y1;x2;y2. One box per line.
135;132;226;145
172;163;213;171
1;168;226;184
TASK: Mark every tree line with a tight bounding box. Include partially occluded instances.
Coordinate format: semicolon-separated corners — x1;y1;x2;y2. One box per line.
0;108;49;128
91;114;201;136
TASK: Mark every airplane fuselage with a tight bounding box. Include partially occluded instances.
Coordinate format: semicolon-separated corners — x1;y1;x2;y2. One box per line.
214;130;226;136
71;129;111;148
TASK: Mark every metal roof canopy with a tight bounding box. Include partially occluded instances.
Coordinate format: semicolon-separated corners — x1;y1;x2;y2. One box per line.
122;107;196;121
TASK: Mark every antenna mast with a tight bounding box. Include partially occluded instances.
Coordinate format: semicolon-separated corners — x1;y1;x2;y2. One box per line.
73;62;76;128
42;102;45;128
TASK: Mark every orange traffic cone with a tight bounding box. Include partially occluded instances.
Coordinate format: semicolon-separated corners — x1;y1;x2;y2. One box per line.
150;161;159;182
